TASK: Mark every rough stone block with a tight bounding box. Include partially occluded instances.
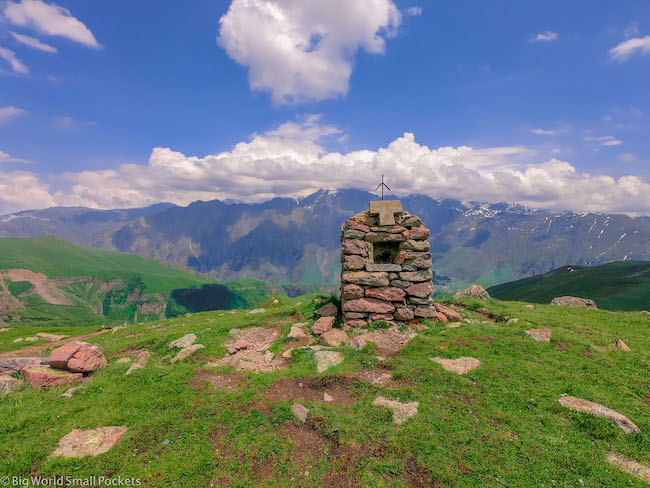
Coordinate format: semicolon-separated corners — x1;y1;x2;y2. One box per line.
342;271;390;287
342;298;395;314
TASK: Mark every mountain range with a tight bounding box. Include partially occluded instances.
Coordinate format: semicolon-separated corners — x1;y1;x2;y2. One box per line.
2;189;650;288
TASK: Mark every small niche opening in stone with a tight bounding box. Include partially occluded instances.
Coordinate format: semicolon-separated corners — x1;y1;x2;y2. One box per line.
373;242;400;264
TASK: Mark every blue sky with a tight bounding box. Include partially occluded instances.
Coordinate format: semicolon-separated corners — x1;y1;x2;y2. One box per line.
1;0;649;214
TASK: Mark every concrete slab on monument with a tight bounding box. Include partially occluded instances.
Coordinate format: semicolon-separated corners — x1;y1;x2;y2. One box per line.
369;200;403;226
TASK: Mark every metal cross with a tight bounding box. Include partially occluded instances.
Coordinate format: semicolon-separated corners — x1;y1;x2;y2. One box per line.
374;174;390;201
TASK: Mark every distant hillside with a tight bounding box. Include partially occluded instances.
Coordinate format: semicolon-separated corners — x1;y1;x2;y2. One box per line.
0;236;288;326
487;261;650;311
3;190;650;287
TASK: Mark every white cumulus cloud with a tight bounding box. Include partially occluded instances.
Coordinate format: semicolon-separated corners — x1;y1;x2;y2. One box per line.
3;118;650;215
10;31;57;52
0;170;55;213
217;0;402;103
0;46;28;73
609;35;650;61
0;106;25;124
3;0;99;48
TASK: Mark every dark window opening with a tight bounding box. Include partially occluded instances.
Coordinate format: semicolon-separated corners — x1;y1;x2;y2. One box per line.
373;242;400;264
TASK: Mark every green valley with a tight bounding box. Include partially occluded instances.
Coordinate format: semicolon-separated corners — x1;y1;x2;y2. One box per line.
488;261;650;311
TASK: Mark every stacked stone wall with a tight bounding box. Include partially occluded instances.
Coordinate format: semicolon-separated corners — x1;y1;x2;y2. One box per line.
340;206;437;328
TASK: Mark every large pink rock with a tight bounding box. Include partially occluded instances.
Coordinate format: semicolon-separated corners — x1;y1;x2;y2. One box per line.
342;284;365;300
48;341;83;369
49;341;107;373
435;303;462;322
405;282;434;298
51;426;128;458
320;329;349;347
365;287;406;302
343;298;395;314
21;365;83;390
312;317;335;335
341;239;367;256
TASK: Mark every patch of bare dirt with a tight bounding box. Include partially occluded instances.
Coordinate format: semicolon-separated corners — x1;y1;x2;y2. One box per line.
266;375;357;405
1;269;71;305
0;329;109;359
358;368;394;386
279;422;329;466
452;338;478;351
555;341;573;351
357;327;416;357
190;370;244;391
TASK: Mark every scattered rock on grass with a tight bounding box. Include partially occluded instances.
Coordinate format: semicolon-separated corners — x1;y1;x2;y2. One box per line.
357;328;415;357
25;337;41;342
607;453;650;483
454;284;490;300
312;317;335;335
551;296;597;309
313;351;343;373
62;386;81;398
320;329;348;347
12;338;23;343
315;303;338;317
288;323;308;339
507;318;519;324
115;358;131;364
209;327;284;372
323;392;333;402
0;357;44;373
171;344;205;363
51;426;128;458
36;333;68;342
430;357;481;375
169;334;197;349
435;303;462;321
0;376;22;393
292;403;309;423
525;304;535;309
21;364;83;390
611;339;631;351
348;337;367;350
372;396;419;424
558;396;641;435
126;363;143;375
524;329;551;342
247;308;266;315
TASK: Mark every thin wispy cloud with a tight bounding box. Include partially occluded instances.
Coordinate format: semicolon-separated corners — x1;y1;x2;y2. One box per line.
0;46;28;74
0;149;28;163
584;135;622;147
531;128;558;136
10;31;57;53
609;35;650;61
3;0;99;48
406;6;423;16
533;31;558;42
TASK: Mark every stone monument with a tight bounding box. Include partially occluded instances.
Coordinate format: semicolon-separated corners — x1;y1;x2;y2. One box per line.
340;200;436;328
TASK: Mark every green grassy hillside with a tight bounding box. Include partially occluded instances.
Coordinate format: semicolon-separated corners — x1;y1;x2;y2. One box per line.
0;236;284;326
1;296;649;486
488;261;650;311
